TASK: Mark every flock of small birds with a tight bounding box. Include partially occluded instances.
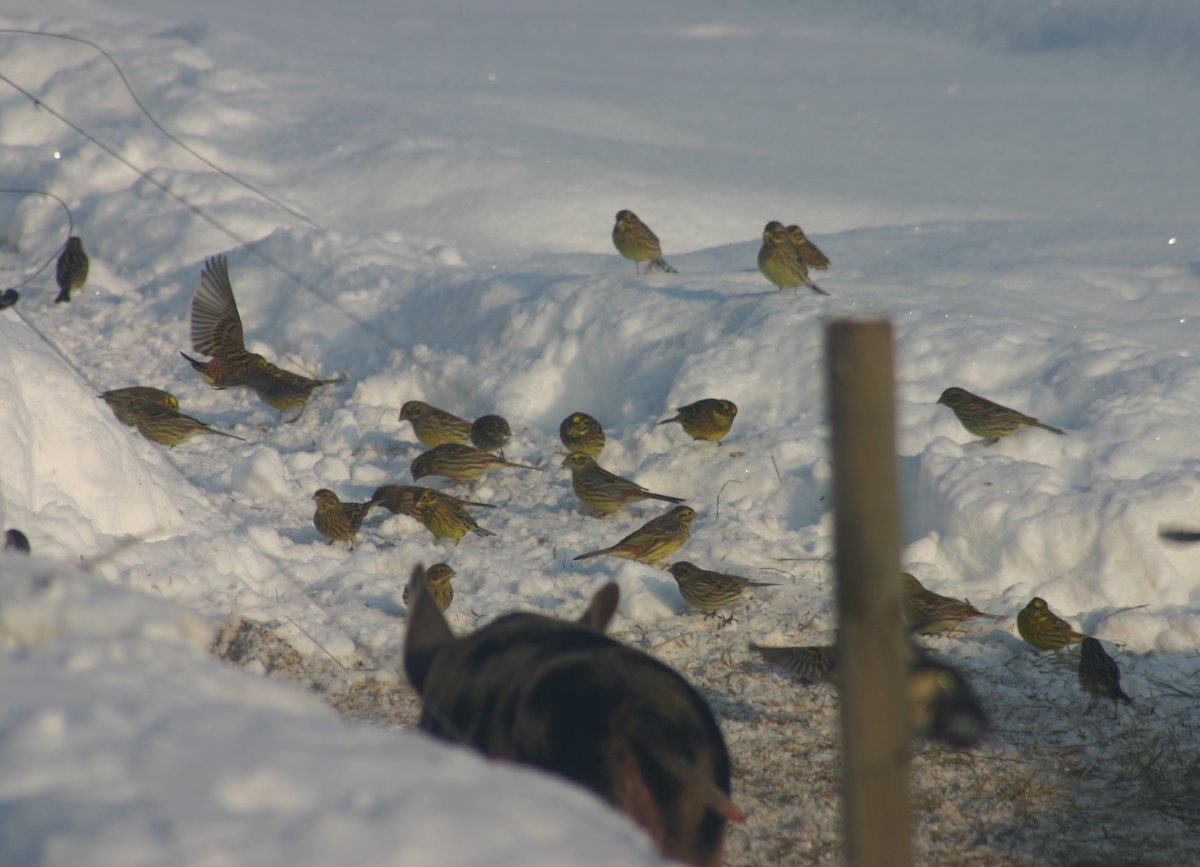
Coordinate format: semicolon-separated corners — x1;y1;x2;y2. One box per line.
4;211;1139;748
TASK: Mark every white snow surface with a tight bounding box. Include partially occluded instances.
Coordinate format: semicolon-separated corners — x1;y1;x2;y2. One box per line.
1;0;1199;862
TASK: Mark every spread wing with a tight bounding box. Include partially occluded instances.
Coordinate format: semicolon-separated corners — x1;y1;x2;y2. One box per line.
191;256;246;357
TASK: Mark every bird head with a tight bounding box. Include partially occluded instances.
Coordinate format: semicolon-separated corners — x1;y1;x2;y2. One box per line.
399;400;429;421
426;562;456;584
667;562;698;580
901;573;922;591
937;387;969;408
1027;597;1048;612
715;399;737;420
312;489;340;506
786;224;807;242
762;221;786;240
410;454;432;480
561;452;594;471
615;209;637;225
670;506;697;525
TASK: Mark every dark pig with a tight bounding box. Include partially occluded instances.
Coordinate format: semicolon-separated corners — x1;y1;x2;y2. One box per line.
403;567;742;866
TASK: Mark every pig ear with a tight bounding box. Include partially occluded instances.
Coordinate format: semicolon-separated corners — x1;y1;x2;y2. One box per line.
403;563;454;695
578;582;620;632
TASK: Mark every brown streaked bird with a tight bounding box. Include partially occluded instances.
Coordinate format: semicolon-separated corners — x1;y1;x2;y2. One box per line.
470;414;512;456
785;224;830;270
100;386;180;427
312;488;379;549
411;443;540;483
658;398;738;443
902;573;1003;634
750;642;837;683
667;561;778;622
612;210;676;274
937;387;1064;444
399;400;473;447
133;404;245;447
559;411;606;458
402;562;455;611
1078;637;1133;714
757;221;828;296
414;490;496;542
181;256;343;422
4;529;30;554
574;505;696;565
55;236;89;304
371;484;495;518
1017;597;1085;651
562;452;684;517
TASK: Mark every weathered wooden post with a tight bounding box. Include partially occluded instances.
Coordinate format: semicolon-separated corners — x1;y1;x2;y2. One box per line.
827;319;912;866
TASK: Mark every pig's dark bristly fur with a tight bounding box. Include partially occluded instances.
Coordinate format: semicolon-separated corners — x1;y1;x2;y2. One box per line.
403;565;737;867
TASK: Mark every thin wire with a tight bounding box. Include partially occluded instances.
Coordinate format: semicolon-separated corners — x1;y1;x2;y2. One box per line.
0;188;73;292
0;29;321;231
7;302;386;672
0;68;406;355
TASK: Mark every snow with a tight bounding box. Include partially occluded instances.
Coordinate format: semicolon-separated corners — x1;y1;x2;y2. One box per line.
1;0;1199;862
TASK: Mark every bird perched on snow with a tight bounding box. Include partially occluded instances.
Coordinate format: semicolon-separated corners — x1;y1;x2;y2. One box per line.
785;225;830;270
612;210;676;274
402;562;455;611
4;529;30;554
750;642;837;683
757;221;828;296
559;411;606;458
133;404;245;447
562;452;684;517
470;414;512;456
574;505;696;565
180;256;343;422
414;490;496;542
371;484;494;518
399;400;473;448
1078;637;1133;713
54;236;89;304
658;398;738;443
1017;597;1085;651
937;387;1064;444
411;443;540;483
100;386;180;427
667;562;777;623
902;573;1003;634
312;488;379;549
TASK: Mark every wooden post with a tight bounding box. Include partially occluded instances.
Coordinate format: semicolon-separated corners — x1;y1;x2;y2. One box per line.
827;319;912;866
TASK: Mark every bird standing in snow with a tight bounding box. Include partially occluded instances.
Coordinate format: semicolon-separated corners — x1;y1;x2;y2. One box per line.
902;572;1003;634
402;562;455;611
470;414;512;456
1017;597;1085;651
414;490;496;542
1078;636;1133;714
562;452;684;517
658;398;738;443
181;256;343;422
133;404;245;447
937;387;1064;444
399;400;474;448
612;210;676;273
100;386;180;426
757;221;828;295
785;225;831;270
559;412;606;458
410;443;540;483
574;505;695;565
54;236;89;304
667;561;777;623
312;488;379;549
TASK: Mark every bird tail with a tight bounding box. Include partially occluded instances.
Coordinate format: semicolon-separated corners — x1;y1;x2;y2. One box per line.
574;547;613;561
1034;421;1065;435
656;415;680;426
648;257;677;274
209;427;247;442
54;290;71;304
500;458;542;471
180;351;206;372
462;499;497;509
646;492;685;504
807;283;830;297
745;580;780;588
470;524;497;538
